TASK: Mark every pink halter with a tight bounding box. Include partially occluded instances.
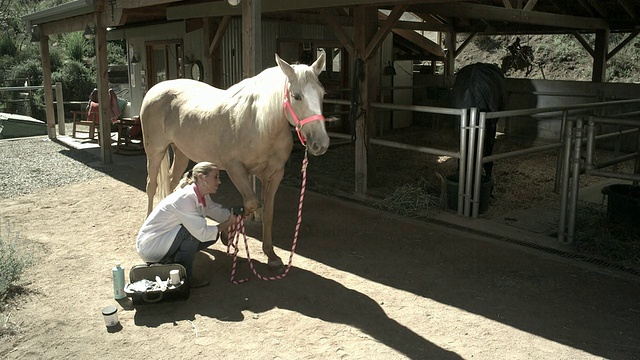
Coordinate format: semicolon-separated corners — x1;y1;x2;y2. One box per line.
283;83;325;145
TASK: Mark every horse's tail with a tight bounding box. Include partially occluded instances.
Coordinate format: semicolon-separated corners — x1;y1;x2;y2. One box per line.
157;148;172;200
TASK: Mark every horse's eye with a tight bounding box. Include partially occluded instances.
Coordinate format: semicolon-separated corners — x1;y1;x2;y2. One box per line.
292;93;302;101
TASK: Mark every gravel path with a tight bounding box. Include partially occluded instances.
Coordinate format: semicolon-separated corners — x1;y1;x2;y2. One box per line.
0;135;118;200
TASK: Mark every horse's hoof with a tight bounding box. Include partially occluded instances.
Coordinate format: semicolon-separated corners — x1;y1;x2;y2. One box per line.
267;258;284;271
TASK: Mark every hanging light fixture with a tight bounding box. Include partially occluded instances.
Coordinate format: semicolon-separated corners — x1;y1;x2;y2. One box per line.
30;25;40;43
83;24;95;39
227;0;241;6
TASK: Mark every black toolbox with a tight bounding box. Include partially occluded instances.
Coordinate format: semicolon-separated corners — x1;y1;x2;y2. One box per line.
124;263;190;305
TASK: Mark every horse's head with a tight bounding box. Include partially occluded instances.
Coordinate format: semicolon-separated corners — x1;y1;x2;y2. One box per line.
276;53;330;156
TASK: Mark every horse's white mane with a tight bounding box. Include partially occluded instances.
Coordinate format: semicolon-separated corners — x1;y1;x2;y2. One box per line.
223;62;322;135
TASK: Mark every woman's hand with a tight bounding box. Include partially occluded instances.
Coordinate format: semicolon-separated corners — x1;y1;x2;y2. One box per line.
219;214;239;231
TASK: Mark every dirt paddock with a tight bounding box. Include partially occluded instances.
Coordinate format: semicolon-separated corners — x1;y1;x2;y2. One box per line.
0;135;639;359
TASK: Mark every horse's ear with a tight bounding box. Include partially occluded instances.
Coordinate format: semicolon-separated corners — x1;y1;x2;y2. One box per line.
310;51;326;76
275;53;296;80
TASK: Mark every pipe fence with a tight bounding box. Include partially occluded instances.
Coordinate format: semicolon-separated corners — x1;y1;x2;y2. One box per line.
324;95;640;241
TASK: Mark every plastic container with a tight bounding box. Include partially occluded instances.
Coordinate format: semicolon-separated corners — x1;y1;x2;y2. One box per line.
446;174;493;214
112;262;126;300
102;305;119;327
601;184;640;227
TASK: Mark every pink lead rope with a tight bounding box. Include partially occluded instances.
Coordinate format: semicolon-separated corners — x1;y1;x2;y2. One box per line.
226;149;309;284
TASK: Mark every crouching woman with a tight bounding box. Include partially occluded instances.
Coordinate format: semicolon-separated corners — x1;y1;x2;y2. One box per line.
136;161;238;288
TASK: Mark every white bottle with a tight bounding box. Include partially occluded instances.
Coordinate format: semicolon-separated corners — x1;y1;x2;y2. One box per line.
112;262;126;300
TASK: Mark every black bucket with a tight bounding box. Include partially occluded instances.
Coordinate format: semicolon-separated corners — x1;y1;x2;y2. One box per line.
446;174;493;214
601;184;640;227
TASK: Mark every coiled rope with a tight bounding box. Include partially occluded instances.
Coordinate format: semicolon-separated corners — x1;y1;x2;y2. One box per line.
226;149;309;284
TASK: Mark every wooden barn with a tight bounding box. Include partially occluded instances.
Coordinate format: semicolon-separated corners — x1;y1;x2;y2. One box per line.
24;1;640;239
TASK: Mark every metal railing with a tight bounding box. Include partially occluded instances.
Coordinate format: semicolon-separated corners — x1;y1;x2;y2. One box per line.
323;95;640;235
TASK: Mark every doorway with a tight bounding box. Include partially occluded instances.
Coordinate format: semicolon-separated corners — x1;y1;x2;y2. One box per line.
145;40;185;90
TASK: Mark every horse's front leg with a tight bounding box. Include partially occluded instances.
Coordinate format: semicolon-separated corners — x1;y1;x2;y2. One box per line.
225;161;260;220
259;167;285;269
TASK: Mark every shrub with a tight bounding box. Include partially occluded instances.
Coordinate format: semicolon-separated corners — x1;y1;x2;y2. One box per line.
62;32;90;63
51;60;95;101
0;217;33;306
0;35;17;58
10;58;43;86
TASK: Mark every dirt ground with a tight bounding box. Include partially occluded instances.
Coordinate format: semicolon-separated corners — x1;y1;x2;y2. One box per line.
1;144;639;359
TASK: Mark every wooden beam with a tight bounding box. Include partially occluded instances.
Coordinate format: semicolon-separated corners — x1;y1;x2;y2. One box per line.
321;9;355;56
571;31;595;57
454;32;476;58
168;0;465;19
364;4;407;60
116;0;181;9
584;0;607;19
208;16;232;57
607;30;640;60
574;0;598;17
390;28;445;57
392;21;451;32
523;0;538;12
616;0;638;19
502;0;513;9
40;14;94;36
414;2;609;30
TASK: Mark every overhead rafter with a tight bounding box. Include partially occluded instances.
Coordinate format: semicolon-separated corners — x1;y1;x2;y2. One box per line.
412;2;609;30
616;0;638;19
378;11;445;58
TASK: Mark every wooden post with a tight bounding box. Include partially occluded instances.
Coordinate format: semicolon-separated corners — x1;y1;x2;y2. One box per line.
39;34;56;139
242;0;262;78
353;6;378;197
241;0;263;205
444;31;456;76
55;82;65;135
592;29;609;82
95;11;113;164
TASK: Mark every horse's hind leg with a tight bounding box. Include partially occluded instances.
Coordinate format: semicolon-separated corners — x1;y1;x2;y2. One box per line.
169;145;190;190
146;152;163;215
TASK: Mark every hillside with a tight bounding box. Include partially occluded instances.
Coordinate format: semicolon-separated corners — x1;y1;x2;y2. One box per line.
455;34;640;83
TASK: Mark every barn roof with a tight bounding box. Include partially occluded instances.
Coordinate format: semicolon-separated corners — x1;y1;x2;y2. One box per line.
24;0;640;34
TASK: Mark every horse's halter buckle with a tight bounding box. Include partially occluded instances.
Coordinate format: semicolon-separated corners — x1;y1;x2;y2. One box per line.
284;83;325;146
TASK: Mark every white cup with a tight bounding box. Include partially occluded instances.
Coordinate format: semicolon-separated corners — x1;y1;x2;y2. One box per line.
169;269;180;285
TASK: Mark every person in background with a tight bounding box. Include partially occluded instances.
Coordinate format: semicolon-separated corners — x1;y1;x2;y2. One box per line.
136;161;238;288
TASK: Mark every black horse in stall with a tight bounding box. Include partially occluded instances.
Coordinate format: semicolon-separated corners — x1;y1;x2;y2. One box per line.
450;62;507;185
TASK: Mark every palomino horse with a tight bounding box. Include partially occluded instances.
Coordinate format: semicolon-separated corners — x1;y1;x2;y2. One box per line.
450;62;507;181
140;53;330;268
